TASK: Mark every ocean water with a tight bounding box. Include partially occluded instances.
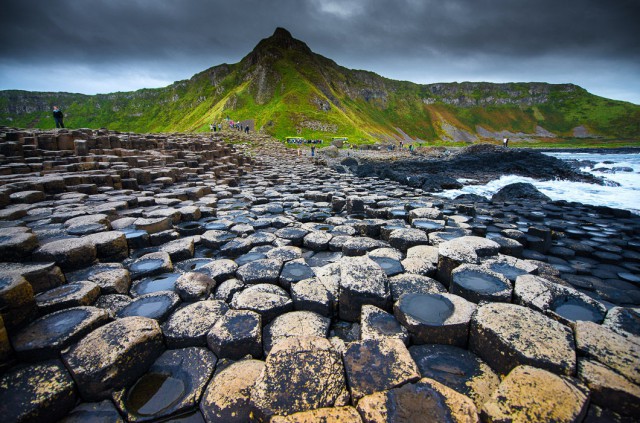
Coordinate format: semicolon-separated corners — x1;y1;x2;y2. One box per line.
436;152;640;214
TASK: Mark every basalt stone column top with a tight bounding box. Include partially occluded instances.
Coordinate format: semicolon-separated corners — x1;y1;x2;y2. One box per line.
393;292;476;347
469;303;576;376
0;359;77;423
437;236;501;285
482;365;589;423
356;378;479;423
250;336;349;421
342;338;420;402
338;256;390;322
62;316;164;401
200;359;266;423
270;406;363;423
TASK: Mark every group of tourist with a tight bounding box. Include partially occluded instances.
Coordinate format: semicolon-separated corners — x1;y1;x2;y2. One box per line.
209;119;251;134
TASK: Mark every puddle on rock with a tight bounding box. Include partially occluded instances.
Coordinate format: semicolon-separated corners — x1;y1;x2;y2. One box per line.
235;252;267;267
130;259;164;274
454;270;506;294
487;263;528;282
551;297;603;322
401;294;454;325
370;313;403;335
132;273;181;296
371;257;404;276
126;373;185;417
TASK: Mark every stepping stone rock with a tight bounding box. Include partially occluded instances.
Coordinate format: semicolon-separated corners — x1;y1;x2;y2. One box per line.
279;259;315;289
450;264;512;303
200;359;265;423
436;236;500;286
83;231;128;261
578;358;640;417
0;274;36;330
469;302;576;376
409;344;500;409
162;300;228;348
231;284;293;323
339;256;390;322
263;310;330;355
34;237;97;270
199;259;238;282
250;336;349;421
574;320;640;385
159;237;195;262
175;272;215;301
130;272;181;297
214;278;245;303
270;406;362;423
113;347;216;422
0;261;66;294
303;231;332;251
514;274;607;325
11;306;109;361
36;281;100;314
360;304;408;344
356;378;478;423
388;274;446;302
236;258;283;285
0;359;77;423
342;338;420;402
129;252;173;280
394;292;476;346
342;237;387;256
58;400;123;423
388;228;430;252
603;307;640;341
0;229;38;261
134;217;172;234
94;294;132;315
482;365;589;423
290;277;335;317
207;309;262;359
117;291;181;322
62;316;164;401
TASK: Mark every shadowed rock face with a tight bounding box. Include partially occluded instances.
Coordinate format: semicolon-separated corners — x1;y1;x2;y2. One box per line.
0;128;639;421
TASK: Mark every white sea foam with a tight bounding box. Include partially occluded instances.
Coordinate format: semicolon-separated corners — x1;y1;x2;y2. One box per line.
436;152;640;213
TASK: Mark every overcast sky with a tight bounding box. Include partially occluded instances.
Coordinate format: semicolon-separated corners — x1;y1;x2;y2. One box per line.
1;0;638;104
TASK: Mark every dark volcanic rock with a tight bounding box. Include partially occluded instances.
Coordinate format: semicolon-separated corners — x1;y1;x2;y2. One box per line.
491;182;551;203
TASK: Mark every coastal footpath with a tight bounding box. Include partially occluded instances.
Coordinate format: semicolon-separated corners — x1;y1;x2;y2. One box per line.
0;127;638;422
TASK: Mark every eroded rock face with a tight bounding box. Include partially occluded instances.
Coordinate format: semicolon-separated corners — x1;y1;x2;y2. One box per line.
339;256;390;322
162;300;229;348
356;378;478;423
482;365;589;423
578;359;640;418
270;406;363;423
62;316;164;401
263;310;330;355
250;336;349;421
469;302;576;376
200;359;265;423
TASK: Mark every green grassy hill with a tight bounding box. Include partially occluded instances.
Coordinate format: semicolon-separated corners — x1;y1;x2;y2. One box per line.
1;28;639;145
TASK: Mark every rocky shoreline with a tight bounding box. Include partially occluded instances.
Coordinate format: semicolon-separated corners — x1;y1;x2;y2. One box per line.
0;127;638;422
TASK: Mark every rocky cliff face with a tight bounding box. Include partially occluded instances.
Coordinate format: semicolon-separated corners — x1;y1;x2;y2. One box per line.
1;28;638;140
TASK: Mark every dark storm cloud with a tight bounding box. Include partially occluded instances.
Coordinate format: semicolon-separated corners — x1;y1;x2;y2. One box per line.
1;0;639;102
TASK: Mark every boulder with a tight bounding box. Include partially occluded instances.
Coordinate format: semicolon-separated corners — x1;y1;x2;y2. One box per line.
578;358;640;417
62;316;164;401
33;237;97;270
174;271;215;301
231;284;293;323
437;236;500;285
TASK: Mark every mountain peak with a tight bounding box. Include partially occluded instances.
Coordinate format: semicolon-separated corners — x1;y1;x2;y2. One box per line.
272;27;293;40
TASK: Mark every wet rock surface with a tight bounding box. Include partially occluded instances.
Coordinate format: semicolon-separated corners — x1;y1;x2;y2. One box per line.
0;128;639;419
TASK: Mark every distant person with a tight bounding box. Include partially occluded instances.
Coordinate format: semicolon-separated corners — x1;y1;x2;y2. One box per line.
244;125;249;133
311;146;316;157
53;106;64;128
209;123;214;132
217;123;221;131
503;137;508;147
506;138;509;147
